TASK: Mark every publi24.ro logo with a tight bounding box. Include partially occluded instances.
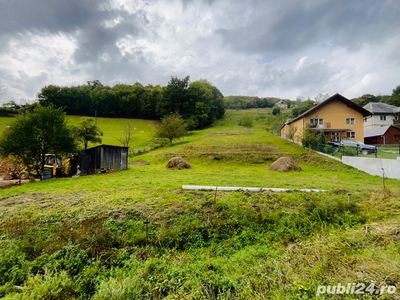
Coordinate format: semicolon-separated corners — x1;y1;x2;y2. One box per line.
316;283;396;296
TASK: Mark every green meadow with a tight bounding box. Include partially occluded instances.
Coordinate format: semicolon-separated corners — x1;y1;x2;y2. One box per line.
0;111;400;299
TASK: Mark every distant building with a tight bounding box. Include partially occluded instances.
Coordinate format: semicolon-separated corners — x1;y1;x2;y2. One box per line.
274;99;287;109
364;125;400;146
363;102;399;130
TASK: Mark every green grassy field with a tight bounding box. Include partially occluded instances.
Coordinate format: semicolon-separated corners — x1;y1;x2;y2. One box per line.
0;115;158;150
1;112;400;299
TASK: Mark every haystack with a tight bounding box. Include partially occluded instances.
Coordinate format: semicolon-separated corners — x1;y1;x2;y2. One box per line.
129;160;150;166
269;157;302;172
165;157;192;170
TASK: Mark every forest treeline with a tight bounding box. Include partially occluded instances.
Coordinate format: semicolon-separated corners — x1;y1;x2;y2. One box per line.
223;96;284;109
351;85;400;107
34;76;225;129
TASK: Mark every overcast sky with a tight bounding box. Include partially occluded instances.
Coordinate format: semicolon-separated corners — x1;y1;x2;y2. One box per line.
1;0;399;102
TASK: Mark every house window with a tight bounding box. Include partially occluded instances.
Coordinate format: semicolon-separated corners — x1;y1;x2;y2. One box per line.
346;118;355;125
346;132;355;139
310;119;324;128
380;116;387;121
395;135;400;142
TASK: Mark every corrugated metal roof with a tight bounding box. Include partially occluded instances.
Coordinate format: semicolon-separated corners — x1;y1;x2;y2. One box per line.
363;102;398;114
364;125;391;138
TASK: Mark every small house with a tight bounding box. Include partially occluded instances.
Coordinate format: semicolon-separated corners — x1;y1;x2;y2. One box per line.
275;99;288;109
364;125;400;146
79;144;129;175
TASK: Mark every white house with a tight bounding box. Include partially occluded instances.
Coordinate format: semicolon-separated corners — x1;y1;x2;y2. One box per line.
363;102;399;130
274;99;287;109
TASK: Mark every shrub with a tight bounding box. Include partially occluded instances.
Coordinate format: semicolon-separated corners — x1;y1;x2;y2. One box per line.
272;107;280;115
301;127;318;150
323;145;335;155
239;116;253;128
341;146;357;156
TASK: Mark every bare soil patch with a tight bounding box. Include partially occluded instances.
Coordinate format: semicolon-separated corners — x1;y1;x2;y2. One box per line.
0;178;31;189
165;157;192;170
129;160;150;166
269;157;302;172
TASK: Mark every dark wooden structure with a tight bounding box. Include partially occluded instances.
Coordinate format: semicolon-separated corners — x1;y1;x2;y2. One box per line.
79;144;129;175
364;125;400;146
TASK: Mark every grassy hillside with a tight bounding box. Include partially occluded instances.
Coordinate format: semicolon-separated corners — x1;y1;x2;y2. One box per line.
1;112;400;299
0;116;157;150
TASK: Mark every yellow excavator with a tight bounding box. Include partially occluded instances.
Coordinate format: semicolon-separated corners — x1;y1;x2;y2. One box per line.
7;154;75;179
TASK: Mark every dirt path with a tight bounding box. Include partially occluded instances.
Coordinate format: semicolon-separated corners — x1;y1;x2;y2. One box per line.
0;177;30;189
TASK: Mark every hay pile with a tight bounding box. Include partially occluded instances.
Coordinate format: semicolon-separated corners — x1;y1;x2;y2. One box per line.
269;157;302;172
165;157;192;170
129;160;150;166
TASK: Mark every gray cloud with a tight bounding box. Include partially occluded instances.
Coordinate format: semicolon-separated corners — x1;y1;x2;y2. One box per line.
0;0;399;101
217;0;400;54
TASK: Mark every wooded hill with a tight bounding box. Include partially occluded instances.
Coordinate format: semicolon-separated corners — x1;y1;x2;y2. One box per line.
36;76;225;130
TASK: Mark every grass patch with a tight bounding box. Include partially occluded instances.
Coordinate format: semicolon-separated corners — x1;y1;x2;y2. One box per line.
1;111;400;299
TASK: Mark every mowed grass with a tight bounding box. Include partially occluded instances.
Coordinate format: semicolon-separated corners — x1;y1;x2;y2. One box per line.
1;112;397;198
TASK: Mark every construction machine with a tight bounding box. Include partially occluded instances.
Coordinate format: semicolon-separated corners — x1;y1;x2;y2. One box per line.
5;154;77;179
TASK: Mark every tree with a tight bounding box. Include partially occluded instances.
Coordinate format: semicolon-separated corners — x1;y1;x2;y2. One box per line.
155;114;187;145
116;122;134;147
0;104;77;178
301;126;319;150
287;126;298;143
74;119;103;149
156;76;190;117
272;107;281;115
317;131;326;152
292;100;315;118
315;93;330;103
389;84;400;106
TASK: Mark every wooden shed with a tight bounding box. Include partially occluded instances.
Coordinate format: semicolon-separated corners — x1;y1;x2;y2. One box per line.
79;144;129;175
364;125;400;146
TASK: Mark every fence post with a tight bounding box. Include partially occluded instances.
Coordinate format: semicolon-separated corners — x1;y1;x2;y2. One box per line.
375;147;378;158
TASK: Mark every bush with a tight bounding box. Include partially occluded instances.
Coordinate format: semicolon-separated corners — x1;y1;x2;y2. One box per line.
301;127;319;150
323;145;335;155
239;116;253;128
341;146;357;156
272;107;280;115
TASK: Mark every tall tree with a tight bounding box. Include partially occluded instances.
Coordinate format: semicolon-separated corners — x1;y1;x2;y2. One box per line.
389;84;400;106
116;122;135;148
74;119;103;149
156;76;190;117
0;104;77;178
